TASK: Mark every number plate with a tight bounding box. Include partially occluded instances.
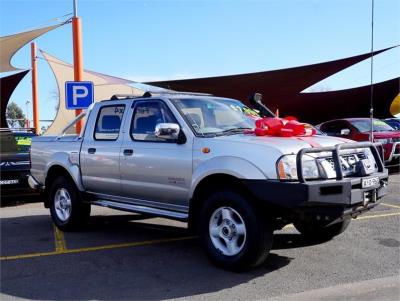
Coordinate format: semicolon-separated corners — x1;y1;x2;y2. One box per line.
0;179;19;185
361;176;379;189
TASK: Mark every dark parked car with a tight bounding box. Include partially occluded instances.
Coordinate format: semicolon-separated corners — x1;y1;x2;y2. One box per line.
385;118;400;130
318;118;400;165
0;128;38;199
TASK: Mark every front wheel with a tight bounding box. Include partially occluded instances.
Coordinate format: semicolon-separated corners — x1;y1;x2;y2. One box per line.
294;218;351;241
49;176;91;231
198;189;273;271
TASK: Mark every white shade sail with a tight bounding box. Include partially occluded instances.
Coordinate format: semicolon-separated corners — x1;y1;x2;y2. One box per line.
0;24;62;73
41;50;144;135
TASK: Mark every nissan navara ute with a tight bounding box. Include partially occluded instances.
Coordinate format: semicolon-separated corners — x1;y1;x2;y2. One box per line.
29;92;388;271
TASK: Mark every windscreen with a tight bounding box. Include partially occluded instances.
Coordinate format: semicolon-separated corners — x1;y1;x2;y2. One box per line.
171;98;260;136
350;119;395;132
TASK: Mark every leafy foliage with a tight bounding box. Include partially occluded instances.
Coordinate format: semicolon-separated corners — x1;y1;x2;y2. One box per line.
6;102;26;128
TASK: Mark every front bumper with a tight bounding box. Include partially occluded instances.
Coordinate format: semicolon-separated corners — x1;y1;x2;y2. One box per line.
245;142;391;227
243;171;388;208
243;171;388;225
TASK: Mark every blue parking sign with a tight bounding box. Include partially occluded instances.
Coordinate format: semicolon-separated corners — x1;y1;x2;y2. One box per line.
65;81;94;110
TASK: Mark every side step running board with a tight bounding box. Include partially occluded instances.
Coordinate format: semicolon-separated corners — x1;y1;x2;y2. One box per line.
91;199;188;221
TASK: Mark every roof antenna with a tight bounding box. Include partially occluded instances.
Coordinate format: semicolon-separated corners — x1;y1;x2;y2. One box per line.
369;0;375;142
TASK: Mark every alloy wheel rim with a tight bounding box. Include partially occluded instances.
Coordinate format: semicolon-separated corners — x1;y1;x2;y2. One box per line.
209;206;247;256
54;188;72;222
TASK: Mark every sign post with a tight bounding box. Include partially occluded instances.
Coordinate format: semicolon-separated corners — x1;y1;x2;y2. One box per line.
31;42;40;134
72;0;84;134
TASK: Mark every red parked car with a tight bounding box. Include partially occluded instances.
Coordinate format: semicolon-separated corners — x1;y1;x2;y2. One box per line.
318;118;400;165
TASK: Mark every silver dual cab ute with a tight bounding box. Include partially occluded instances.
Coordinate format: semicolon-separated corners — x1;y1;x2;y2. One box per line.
29;92;388;271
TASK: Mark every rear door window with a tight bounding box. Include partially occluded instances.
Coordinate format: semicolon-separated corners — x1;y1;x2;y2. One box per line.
94;105;125;140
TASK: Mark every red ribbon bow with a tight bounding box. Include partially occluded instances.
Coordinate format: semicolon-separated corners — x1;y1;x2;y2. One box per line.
248;117;316;137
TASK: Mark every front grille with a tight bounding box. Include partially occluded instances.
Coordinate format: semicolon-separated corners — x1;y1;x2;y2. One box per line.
322;152;369;177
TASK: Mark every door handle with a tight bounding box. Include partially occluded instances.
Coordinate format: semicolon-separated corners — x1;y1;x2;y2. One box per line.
123;149;134;156
88;148;96;154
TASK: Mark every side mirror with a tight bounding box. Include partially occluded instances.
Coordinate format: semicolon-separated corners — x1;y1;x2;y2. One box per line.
155;123;180;140
340;128;350;136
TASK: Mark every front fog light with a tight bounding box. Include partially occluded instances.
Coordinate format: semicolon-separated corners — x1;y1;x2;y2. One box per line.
277;154;320;180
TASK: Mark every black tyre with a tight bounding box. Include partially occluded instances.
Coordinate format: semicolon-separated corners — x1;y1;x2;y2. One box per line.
198;189;273;271
49;176;91;231
294;218;351;241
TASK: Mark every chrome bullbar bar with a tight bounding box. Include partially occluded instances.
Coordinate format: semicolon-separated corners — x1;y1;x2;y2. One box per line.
296;142;385;183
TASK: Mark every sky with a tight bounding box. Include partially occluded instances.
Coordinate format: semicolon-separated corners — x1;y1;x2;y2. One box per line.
1;0;399;125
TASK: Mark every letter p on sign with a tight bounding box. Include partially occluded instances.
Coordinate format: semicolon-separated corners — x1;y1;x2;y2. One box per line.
65;81;94;110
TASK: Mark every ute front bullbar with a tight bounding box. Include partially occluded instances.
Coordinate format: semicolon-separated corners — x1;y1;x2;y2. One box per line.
296;142;385;183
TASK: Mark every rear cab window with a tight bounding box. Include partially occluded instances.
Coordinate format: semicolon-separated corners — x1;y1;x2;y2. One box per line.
94;105;125;140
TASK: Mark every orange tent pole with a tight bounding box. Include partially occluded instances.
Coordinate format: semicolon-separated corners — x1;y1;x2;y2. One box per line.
72;1;84;134
31;42;39;134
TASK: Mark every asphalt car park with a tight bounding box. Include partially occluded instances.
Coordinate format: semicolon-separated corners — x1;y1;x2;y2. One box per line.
1;174;399;300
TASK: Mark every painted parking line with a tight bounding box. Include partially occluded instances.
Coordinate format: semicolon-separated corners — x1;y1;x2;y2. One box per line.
53;225;67;252
282;209;400;230
356;211;400;220
381;203;400;210
0;236;196;261
1;211;399;262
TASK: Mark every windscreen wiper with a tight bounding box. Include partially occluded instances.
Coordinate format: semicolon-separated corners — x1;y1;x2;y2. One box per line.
217;127;253;135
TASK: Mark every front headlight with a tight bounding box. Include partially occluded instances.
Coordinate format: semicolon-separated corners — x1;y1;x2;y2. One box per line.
277;154;320;180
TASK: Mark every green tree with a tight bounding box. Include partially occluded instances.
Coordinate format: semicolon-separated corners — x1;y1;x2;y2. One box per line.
6;102;26;128
41;124;50;134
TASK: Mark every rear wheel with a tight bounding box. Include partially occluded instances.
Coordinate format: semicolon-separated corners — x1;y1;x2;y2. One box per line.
294;218;351;241
198;189;273;271
49;176;90;231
